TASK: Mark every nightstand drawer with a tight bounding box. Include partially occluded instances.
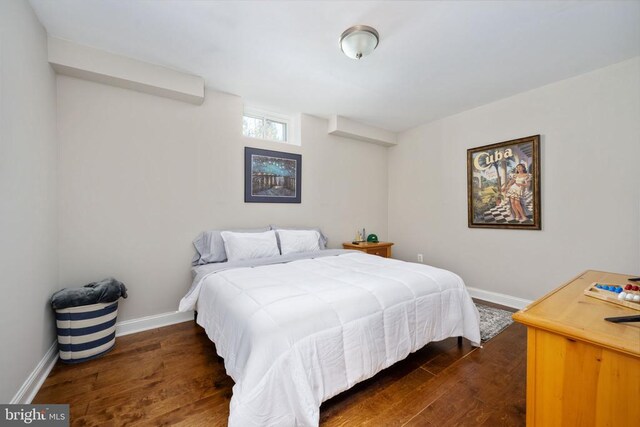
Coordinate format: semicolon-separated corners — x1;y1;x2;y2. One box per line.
342;242;393;258
368;247;389;257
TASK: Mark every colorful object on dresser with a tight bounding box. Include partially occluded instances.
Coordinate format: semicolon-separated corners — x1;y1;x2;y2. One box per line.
584;282;640;311
593;283;623;293
619;284;640;302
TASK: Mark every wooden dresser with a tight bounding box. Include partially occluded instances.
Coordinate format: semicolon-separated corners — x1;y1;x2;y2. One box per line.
513;270;640;427
342;241;393;258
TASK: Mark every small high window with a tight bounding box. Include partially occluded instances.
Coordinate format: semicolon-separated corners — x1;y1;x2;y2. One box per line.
242;107;298;145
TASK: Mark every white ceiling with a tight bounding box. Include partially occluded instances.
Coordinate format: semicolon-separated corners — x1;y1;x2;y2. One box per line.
29;0;640;132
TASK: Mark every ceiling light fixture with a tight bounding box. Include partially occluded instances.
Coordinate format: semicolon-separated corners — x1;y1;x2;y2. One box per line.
339;25;379;60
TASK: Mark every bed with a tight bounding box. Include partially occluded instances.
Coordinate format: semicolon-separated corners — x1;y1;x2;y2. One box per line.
179;246;480;427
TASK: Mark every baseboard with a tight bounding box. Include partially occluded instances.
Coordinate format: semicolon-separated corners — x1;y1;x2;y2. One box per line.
115;310;194;337
467;286;532;310
10;341;58;404
13;310;194;403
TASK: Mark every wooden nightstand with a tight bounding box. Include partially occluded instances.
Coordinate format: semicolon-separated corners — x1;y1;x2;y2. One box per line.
513;270;640;426
342;241;393;258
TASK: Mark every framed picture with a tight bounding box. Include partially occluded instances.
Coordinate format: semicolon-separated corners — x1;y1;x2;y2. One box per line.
467;135;541;229
245;147;301;203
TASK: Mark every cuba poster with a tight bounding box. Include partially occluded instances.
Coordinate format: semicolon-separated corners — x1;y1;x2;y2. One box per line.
467;135;541;230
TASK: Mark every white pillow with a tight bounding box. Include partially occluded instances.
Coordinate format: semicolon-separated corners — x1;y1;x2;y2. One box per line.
220;230;280;262
271;225;327;249
276;229;321;255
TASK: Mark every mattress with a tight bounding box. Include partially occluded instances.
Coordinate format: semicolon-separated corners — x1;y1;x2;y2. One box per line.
180;250;480;426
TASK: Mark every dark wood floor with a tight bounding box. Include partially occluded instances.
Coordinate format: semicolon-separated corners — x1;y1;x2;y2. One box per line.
34;301;526;426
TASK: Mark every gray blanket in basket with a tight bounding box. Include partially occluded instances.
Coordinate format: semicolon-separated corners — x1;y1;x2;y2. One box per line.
51;278;128;310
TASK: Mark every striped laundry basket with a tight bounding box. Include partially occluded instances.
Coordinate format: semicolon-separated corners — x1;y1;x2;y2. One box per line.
55;301;118;363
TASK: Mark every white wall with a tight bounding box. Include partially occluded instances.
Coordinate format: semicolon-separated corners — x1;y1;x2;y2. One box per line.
56;76;388;322
389;58;640;301
0;0;58;402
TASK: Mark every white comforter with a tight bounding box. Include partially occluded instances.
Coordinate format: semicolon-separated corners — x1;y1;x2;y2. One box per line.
189;252;480;426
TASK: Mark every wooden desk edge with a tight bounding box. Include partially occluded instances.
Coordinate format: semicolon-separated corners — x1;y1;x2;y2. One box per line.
513;269;640;358
512;312;640;358
515;269;638;314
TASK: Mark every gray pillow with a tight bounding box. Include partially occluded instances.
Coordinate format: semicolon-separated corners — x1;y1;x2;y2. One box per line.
192;227;271;265
270;225;328;250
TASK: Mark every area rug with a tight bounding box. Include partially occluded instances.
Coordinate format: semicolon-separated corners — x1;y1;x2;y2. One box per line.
476;303;514;342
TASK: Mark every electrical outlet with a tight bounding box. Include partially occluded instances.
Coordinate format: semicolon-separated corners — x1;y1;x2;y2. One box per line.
417;253;423;263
